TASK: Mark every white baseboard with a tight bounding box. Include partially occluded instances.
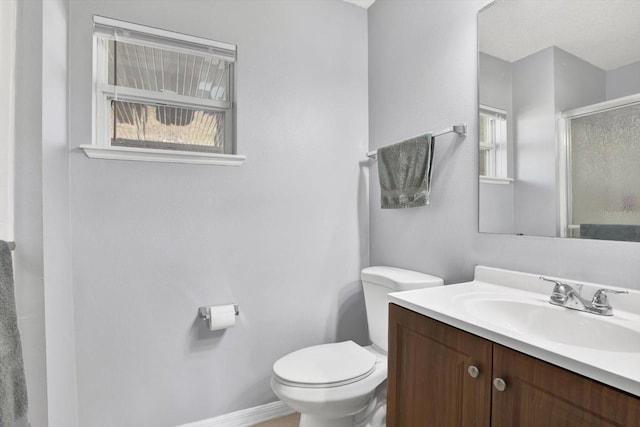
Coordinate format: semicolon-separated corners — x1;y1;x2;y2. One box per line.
177;401;294;427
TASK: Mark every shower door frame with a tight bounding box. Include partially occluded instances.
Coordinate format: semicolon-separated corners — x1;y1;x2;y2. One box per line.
558;93;640;237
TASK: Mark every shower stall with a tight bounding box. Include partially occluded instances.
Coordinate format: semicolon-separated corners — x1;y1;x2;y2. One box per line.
559;94;640;241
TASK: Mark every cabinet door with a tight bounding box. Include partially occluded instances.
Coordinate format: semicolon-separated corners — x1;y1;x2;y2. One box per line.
387;304;492;427
492;344;640;426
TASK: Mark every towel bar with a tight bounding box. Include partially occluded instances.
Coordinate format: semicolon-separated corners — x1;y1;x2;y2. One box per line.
366;123;466;159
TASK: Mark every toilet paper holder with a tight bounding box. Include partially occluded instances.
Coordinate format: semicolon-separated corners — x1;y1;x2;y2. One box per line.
198;304;240;321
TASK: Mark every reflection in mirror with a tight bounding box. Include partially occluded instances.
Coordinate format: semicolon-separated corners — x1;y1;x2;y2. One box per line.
478;0;640;241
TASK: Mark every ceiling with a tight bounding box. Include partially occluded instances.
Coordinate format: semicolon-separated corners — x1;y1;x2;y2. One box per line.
479;0;640;71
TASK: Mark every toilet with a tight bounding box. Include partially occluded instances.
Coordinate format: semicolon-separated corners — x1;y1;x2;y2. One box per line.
270;266;444;427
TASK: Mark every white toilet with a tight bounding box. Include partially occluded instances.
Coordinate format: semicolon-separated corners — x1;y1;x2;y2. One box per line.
270;266;443;427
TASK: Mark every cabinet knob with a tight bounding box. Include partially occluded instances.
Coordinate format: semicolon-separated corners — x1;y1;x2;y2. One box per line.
493;377;507;392
467;365;480;378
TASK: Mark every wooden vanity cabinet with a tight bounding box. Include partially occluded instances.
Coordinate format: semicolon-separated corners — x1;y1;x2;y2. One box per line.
491;344;640;426
387;303;493;426
388;304;640;427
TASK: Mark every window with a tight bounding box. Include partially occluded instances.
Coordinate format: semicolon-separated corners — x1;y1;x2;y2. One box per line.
479;105;510;183
81;16;244;166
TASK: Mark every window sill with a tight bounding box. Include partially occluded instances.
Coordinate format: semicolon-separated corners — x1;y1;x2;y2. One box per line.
79;145;246;166
480;176;514;185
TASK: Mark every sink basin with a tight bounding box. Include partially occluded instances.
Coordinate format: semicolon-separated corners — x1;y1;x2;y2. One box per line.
459;295;640;353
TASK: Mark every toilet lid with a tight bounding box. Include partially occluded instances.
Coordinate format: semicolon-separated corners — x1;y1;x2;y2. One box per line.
273;341;377;388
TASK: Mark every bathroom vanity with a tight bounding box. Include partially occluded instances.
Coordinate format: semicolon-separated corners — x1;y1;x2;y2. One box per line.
386;266;640;426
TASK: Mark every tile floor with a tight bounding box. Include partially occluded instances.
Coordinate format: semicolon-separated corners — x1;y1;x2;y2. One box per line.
252;413;300;427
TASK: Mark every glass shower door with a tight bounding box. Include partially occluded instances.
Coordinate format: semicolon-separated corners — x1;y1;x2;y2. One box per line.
561;98;640;241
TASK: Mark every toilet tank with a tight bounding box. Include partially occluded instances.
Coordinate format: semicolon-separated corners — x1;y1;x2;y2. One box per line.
361;266;443;353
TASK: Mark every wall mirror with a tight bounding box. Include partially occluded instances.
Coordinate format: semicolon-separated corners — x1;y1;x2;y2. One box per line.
478;0;640;241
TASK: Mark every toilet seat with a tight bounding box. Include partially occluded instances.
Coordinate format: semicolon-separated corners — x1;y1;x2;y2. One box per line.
273;341;377;388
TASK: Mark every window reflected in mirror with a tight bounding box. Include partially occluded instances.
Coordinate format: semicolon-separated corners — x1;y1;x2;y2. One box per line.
479;106;508;180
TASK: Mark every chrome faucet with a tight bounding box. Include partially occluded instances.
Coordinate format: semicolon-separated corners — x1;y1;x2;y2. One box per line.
539;277;628;316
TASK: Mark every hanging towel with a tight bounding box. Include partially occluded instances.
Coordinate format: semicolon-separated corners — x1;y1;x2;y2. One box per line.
378;133;435;209
0;240;28;427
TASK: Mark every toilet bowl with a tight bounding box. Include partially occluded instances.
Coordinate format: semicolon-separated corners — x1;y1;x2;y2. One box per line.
271;266;443;427
271;343;387;427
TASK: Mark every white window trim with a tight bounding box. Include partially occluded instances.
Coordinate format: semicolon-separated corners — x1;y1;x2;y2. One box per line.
480;176;514;185
93;16;237;61
479;104;510;181
82;16;245;166
79;144;246;165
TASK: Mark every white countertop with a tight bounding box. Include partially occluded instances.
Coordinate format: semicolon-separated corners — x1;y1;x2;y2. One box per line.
388;266;640;397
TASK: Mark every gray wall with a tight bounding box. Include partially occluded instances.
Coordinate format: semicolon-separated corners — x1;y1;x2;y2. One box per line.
67;1;368;425
368;0;479;284
479;53;512;114
512;47;556;237
554;48;605;113
510;47;604;237
41;0;78;425
607;61;640;100
14;2;48;426
369;0;640;291
479;183;513;234
15;1;78;426
478;53;513;234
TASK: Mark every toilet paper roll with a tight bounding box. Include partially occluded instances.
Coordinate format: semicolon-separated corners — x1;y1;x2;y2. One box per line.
208;304;236;331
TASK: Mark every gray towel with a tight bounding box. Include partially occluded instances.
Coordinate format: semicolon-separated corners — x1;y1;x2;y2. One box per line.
0;241;28;426
378;133;434;209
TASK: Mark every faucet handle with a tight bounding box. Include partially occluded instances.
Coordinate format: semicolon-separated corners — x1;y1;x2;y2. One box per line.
551;283;574;304
540;276;580;304
591;288;629;310
539;276;561;286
